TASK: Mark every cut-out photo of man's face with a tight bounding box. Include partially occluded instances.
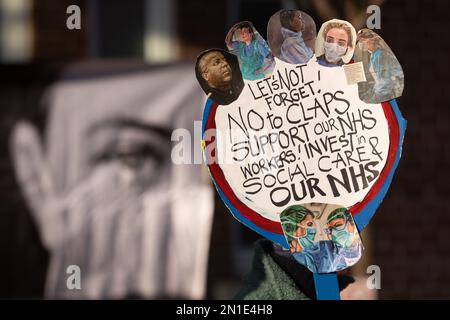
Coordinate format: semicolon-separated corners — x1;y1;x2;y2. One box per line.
196;49;244;105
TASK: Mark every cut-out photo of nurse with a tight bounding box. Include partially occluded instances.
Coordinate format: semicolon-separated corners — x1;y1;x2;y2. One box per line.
225;21;275;80
267;9;316;65
315;19;356;68
280;203;363;273
354;28;404;104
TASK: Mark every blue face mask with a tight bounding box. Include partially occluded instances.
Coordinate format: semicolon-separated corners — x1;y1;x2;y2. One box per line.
331;228;355;248
298;227;316;249
324;42;347;63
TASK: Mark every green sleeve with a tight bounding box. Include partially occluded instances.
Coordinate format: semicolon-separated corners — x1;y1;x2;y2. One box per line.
233;240;311;300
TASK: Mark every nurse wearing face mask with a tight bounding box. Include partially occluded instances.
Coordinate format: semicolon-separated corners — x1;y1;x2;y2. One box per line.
326;208;363;271
281;205;317;272
317;21;354;67
281;205;336;273
280;205;316;253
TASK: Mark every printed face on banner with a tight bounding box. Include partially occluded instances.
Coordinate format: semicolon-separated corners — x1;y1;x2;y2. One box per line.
315;19;356;68
280;203;363;273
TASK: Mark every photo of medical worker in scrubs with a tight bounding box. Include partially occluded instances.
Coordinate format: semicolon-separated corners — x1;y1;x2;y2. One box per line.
354;28;404;104
225;21;275;80
315;19;356;68
267;9;316;65
280;204;363;273
325;207;364;271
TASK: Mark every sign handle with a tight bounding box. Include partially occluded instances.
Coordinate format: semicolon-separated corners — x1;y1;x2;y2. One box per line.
313;273;340;300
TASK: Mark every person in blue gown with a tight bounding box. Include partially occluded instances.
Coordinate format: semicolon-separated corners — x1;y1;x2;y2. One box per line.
279;10;314;65
226;22;275;80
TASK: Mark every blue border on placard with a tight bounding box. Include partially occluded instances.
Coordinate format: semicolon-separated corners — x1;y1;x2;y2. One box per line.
202;98;214;133
354;99;407;231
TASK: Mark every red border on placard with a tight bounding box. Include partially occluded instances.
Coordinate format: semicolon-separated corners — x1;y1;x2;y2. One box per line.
348;101;399;215
204;101;400;234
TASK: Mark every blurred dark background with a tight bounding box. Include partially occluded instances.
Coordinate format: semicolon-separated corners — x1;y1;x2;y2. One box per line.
0;0;449;299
